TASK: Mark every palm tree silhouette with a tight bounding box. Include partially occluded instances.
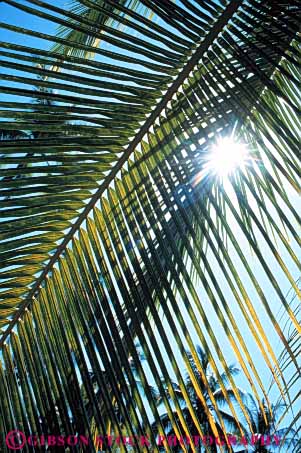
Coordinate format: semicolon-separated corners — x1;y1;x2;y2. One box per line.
153;346;245;452
241;396;299;453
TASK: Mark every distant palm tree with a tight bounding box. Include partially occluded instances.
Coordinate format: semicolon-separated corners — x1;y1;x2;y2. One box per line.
241;396;299;453
153;346;245;453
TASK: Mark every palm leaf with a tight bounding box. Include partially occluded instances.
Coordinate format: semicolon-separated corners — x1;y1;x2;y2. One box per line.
0;1;300;451
269;282;301;450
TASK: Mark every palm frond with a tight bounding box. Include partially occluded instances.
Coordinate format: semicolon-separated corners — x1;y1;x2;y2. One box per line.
0;1;300;451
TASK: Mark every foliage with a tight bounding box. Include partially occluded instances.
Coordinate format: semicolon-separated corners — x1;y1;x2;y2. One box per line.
241;396;300;453
0;1;300;452
152;346;245;452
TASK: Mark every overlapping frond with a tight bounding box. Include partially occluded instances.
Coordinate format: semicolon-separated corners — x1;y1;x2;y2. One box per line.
0;0;300;451
270;282;301;450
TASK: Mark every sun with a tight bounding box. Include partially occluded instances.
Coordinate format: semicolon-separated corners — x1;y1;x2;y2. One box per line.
206;137;248;179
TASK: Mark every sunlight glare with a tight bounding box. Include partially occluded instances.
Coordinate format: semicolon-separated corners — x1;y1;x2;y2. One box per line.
207;137;248;179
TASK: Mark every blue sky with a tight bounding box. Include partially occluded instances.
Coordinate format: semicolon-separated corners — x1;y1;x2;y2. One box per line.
0;1;61;42
0;1;62;106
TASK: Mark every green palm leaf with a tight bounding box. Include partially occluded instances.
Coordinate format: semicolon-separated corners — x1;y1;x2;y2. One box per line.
0;1;300;451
